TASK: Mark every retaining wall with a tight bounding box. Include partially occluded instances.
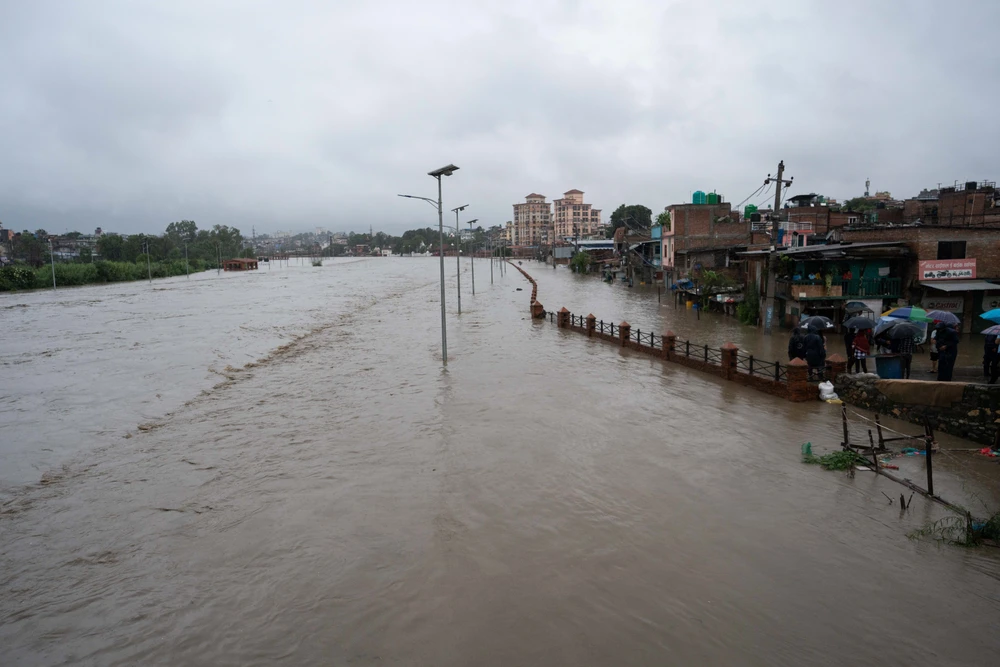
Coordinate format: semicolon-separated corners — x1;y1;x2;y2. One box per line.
835;374;1000;446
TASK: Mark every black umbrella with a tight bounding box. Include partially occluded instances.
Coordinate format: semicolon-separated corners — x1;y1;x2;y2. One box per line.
886;321;923;340
844;301;869;313
843;316;875;330
800;315;834;330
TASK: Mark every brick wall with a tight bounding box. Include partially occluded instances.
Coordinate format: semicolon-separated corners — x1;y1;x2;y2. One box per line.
668;203;747;252
840;226;1000;279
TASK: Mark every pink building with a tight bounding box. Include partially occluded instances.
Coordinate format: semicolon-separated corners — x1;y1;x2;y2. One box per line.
553;189;602;239
513;194;552;246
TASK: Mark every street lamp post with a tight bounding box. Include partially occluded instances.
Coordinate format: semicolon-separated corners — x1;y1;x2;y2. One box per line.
47;237;56;289
489;235;494;285
398;163;459;365
451;205;468;314
465;219;478;296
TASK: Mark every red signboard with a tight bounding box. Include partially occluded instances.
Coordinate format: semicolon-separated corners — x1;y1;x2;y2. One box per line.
918;259;976;280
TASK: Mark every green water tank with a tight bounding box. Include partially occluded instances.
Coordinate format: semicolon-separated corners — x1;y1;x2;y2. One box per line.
693;190;706;204
706;192;719;205
745;204;758;218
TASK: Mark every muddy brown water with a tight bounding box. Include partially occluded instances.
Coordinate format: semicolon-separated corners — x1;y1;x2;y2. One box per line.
1;258;998;666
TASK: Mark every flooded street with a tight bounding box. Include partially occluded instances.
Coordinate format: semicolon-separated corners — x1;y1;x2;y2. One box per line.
2;259;999;666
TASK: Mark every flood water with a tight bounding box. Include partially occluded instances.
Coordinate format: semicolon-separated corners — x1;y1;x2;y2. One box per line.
2;258;999;666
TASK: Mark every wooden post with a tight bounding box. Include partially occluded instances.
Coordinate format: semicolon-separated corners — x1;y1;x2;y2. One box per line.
841;404;850;450
875;414;885;450
924;419;935;497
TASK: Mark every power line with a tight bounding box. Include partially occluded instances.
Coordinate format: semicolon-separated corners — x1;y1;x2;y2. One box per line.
736;182;768;209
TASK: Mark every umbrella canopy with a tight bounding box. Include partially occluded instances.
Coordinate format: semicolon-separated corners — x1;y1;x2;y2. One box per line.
843;316;875;330
981;325;1000;336
925;309;961;325
800;315;834;331
981;308;1000;324
844;301;871;313
874;317;928;342
886;321;924;340
882;306;933;322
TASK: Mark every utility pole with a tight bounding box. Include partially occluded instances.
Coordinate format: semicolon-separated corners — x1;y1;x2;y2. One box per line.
761;160;793;335
184;243;189;278
144;240;152;283
490;235;494;284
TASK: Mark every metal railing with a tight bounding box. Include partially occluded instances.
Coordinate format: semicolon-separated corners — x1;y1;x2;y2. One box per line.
735;351;787;382
632;328;659;349
776;277;901;299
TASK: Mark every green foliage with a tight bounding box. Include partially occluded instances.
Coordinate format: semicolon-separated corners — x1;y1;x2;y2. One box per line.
802;448;867;470
737;280;760;325
0;265;38;290
570;251;592;273
655;210;671;231
78;247;93;263
607;204;653;238
843;197;877;212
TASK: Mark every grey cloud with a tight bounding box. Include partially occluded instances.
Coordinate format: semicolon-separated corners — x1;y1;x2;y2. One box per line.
1;0;999;235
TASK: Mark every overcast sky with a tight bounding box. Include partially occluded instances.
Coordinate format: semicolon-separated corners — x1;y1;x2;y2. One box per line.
2;0;998;236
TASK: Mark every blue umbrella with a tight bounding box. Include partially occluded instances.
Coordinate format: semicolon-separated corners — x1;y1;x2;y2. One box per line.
981;309;1000;324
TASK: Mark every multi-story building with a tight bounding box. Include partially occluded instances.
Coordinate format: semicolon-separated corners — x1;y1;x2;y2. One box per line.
553;189;602;240
513;194;551;246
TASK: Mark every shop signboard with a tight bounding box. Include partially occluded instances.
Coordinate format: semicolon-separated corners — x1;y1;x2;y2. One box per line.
918;259;976;280
921;295;964;313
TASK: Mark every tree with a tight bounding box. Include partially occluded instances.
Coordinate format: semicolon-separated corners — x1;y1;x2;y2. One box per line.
606;204;652;238
97;234;125;261
79;247;93;263
570;251;592;273
165;220;198;245
842;197;877;212
655;210;671;231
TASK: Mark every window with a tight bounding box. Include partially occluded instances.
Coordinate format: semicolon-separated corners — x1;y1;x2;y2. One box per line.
937;241;966;260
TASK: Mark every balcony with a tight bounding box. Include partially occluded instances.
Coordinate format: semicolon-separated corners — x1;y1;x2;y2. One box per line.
776;277;901;301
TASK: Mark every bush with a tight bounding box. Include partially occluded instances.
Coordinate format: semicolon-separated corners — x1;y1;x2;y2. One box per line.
0;265;38;291
737;281;760;325
95;260;144;282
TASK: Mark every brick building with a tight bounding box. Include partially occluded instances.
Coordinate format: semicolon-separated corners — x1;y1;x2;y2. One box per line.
900;181;1000;226
662;201;749;271
553;190;602;240
513;194;551;246
839;224;1000;333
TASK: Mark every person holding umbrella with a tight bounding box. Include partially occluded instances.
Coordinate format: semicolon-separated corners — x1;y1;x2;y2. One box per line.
787;327;806;361
852;328;871;373
804;326;827;380
843;315;875;373
982;328;1000;384
935;322;960;382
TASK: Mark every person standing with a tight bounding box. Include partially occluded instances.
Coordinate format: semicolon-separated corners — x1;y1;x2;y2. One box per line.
928;327;939;374
843;327;857;373
852;329;871;374
897;335;915;379
984;333;999;384
804;327;827;380
788;327;806;361
935;323;959;382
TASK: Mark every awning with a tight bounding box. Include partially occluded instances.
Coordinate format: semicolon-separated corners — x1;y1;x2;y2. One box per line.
920;280;999;292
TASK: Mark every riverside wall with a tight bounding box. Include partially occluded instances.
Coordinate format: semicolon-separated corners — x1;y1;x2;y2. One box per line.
508;262;818;403
834;374;1000;446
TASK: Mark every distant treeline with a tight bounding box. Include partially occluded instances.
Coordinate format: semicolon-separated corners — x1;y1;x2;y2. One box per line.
0;259;210;292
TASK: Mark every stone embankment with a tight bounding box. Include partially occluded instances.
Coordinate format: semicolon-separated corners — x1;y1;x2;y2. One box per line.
834;374;1000;446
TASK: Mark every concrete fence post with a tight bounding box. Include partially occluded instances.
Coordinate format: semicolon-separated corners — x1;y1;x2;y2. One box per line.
557;307;570;328
786;358;817;402
825;353;847;384
664;330;676;361
586;314;596;337
531;300;546;319
619;321;631;348
720;342;738;381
